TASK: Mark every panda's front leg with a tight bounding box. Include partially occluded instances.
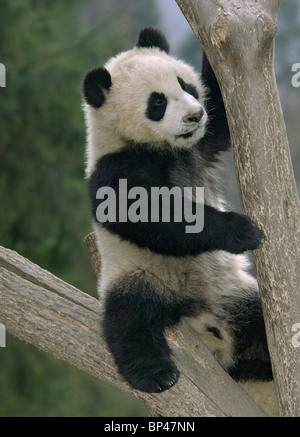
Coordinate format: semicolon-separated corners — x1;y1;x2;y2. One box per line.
102;281;182;393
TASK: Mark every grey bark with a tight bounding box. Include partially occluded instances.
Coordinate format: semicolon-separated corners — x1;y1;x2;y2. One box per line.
175;0;300;417
0;243;266;416
1;0;298;417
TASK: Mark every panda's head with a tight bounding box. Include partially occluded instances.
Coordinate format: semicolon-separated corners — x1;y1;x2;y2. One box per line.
82;27;207;151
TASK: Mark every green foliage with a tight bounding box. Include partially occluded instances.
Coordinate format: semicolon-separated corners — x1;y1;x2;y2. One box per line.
0;0;135;291
0;336;144;417
0;0;158;417
1;0;298;418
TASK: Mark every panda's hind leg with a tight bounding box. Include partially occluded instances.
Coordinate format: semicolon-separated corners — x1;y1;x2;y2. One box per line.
103;287;178;392
186;312;235;370
102;276;204;393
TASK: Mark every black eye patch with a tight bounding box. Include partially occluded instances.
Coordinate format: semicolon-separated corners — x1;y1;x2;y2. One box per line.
146;92;167;121
177;77;199;100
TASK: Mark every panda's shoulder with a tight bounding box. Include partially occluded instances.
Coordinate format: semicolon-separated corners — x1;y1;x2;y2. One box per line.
89;144;192;185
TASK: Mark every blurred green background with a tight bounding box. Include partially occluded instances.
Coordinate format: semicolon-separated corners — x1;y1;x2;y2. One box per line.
0;0;299;417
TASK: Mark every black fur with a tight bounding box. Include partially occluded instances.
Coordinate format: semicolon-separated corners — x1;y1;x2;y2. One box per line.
200;52;231;157
82;67;111;108
103;275;206;392
229;359;273;381
146;92;167;121
177;77;199;100
103;276;272;391
226;295;273;381
84;28;269;394
136;27;170;53
88;145;263;257
207;326;222;340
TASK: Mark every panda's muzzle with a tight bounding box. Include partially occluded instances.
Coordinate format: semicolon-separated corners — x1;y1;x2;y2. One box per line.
182;108;204;124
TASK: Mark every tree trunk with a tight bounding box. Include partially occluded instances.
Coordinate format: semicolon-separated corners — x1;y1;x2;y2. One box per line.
1;0;299;417
175;0;300;417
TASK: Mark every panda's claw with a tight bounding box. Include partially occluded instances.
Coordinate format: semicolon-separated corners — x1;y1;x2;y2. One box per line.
127;362;179;394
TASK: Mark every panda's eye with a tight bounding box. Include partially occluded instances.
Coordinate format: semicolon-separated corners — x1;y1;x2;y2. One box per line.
146;92;167;121
154;95;166;106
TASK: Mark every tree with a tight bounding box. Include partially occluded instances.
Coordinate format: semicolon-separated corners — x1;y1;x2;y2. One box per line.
175;0;300;417
1;0;299;417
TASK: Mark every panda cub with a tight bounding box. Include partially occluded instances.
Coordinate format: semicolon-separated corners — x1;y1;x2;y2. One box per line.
83;27;276;414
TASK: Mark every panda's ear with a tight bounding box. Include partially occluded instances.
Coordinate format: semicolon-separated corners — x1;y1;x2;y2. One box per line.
82;67;112;108
136;27;170;53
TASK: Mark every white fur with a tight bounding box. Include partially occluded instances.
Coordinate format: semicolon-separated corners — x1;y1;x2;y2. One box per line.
84;47;207;177
95;224;256;365
95;224;279;415
84;43;278;416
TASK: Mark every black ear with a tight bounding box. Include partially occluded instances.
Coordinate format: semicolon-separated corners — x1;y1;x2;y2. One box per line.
136;27;170;53
82;67;112;108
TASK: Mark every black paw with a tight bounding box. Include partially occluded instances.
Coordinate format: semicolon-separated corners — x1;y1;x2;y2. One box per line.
225;212;263;254
125;359;179;393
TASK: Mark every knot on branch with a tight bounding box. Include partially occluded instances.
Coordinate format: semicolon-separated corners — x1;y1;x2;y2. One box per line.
210;14;231;48
209;9;277;61
255;14;277;46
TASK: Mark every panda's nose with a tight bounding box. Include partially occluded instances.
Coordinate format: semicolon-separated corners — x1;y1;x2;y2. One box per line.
183;108;204;124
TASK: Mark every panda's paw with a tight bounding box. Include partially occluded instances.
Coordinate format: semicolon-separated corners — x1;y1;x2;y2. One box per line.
128;360;179;393
226;212;264;254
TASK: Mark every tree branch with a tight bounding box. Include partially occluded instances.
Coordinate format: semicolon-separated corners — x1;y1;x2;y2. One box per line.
2;0;296;416
0;243;266;416
175;0;300;416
